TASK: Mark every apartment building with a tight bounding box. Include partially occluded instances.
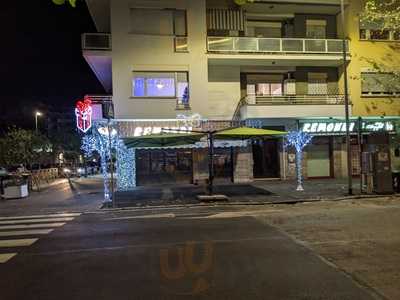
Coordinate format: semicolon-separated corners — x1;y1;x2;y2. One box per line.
82;0;400;186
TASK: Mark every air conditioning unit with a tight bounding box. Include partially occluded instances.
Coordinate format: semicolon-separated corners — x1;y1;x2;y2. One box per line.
82;33;111;50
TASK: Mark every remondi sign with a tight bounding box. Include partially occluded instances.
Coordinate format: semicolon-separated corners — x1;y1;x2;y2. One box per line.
300;119;395;135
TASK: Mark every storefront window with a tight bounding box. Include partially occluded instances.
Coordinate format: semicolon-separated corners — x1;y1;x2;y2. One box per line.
136;150;193;185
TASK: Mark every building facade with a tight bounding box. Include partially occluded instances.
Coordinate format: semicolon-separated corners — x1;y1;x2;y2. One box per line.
83;0;400;186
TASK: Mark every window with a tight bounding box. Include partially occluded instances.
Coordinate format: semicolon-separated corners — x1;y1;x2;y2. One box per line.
361;72;400;96
306;20;327;39
132;72;189;101
130;8;187;36
308;73;328;95
246;74;283;96
246;21;282;38
359;19;400;41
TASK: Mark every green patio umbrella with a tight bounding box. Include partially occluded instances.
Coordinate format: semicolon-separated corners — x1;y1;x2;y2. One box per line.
123;133;205;148
214;126;287;139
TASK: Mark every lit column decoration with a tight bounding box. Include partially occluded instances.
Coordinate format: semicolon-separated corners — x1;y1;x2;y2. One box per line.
116;140;136;190
81;122;137;201
285;131;313;191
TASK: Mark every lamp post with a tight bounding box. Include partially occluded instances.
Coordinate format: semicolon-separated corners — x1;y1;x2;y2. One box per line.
341;0;353;195
35;111;43;134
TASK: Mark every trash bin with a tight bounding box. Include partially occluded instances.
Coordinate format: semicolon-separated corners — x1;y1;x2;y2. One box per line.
1;175;29;199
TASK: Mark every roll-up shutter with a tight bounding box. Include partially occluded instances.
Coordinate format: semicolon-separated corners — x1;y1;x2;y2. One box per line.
207;9;245;31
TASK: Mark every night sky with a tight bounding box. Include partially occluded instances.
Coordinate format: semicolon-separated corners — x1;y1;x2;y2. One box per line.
1;0;104;130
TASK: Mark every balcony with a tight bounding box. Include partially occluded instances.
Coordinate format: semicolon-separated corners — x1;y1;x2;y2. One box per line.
208;36;348;54
84;95;114;120
82;33;112;93
246;94;345;105
207;37;350;67
237;94;351;119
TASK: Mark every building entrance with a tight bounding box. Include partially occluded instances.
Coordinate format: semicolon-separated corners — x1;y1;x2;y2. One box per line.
252;139;280;178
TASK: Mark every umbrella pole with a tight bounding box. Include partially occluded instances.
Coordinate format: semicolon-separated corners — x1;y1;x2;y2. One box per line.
208;132;214;195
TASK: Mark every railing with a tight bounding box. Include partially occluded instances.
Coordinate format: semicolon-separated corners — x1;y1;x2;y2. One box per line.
82;33;112;50
207;36;349;54
245;94;346;105
30;168;59;191
84;95;113;103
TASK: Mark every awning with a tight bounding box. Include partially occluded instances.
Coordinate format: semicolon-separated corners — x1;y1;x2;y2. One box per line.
123;133;205;149
215;127;287;139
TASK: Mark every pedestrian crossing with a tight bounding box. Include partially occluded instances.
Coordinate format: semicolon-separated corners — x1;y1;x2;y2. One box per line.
0;212;80;264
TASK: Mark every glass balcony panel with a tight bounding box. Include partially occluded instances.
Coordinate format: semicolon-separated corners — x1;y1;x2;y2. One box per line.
327;40;343;53
305;39;327;52
258;39;281;52
234;37;258;51
282;39;303;52
207;37;234;51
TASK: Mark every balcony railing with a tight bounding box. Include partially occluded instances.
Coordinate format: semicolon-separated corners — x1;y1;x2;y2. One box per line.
82;33;112;50
207;36;349;54
245;94;346;105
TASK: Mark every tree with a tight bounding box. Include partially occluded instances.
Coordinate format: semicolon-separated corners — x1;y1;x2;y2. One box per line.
361;0;400;31
52;0;78;7
0;128;52;168
285;131;313;192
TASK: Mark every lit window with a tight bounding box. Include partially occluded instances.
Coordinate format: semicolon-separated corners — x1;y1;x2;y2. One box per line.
132;72;189;99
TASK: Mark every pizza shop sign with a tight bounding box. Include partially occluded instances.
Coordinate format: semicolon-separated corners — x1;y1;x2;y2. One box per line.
301;120;395;135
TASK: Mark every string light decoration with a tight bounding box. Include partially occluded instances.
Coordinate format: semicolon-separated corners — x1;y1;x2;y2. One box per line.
80;122;136;201
285;131;313;191
115;139;136;191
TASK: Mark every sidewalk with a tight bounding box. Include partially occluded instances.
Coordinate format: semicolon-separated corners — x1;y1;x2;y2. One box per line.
114;178;397;208
0;177;104;216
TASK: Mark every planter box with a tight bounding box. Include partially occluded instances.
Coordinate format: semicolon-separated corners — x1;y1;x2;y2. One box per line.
2;184;29;199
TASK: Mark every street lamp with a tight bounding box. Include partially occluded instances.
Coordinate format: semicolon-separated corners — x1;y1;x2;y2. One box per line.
341;0;353;195
35;111;43;134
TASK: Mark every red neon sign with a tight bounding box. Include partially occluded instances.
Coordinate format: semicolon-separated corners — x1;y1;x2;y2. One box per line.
75;98;93;133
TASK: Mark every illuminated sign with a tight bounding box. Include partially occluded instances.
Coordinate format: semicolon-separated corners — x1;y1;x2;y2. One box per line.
301;120;395;135
75;98;93;133
133;126;192;136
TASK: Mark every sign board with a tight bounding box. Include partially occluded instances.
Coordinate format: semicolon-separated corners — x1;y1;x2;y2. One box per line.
300;119;395;135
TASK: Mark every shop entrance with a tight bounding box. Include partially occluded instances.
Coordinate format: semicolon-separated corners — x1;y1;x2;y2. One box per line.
306;137;332;178
252;139;280;178
136;149;193;185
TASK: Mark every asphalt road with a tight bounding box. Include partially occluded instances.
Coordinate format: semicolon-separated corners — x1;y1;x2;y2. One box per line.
0;207;377;300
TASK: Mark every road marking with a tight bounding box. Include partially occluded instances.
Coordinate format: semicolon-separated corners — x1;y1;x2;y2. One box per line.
106;213;175;221
0;217;74;225
0;229;54;237
0;213;80;221
0;253;17;263
0;238;38;248
0;223;66;230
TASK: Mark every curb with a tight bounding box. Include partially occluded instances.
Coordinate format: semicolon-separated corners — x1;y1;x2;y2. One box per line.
91;193;400;213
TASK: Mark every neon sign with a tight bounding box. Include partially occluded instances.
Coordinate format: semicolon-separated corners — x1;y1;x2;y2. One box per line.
75;98;93;133
301;121;394;134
